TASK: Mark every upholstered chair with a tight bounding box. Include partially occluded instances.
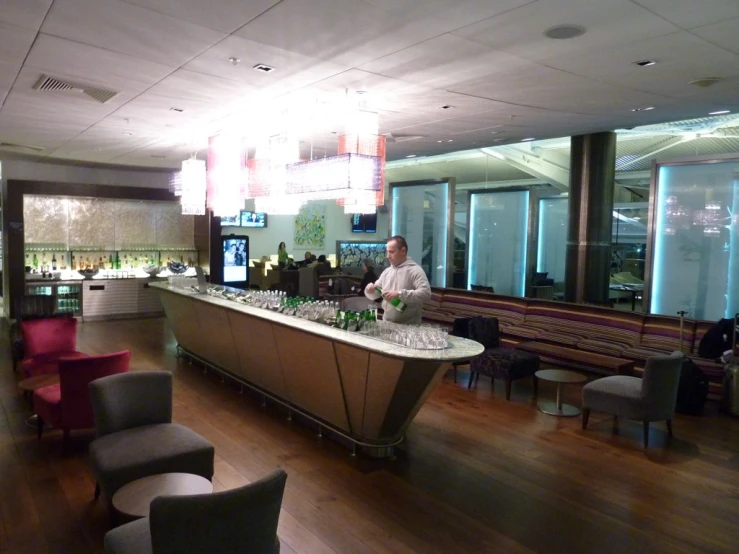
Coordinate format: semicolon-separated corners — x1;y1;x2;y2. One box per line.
34;350;131;451
467;317;540;400
20;317;88;378
88;371;215;513
582;351;684;447
104;469;288;554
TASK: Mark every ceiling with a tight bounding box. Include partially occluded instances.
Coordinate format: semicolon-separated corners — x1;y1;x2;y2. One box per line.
1;0;739;169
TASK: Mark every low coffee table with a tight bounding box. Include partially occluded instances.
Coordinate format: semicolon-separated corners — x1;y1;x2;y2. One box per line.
112;472;213;519
535;369;588;417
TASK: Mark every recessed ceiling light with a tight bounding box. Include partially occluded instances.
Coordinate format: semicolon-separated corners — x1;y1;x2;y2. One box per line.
493;138;505;142
631;106;655;112
406;154;417;158
633;60;657;67
709;110;731;115
169;107;184;113
439;105;454;110
544;24;586;40
688;77;722;88
253;63;276;73
121;132;133;136
521;137;535;141
447;139;454;142
228;57;240;66
490;131;500;134
356;90;367;95
437;140;443;143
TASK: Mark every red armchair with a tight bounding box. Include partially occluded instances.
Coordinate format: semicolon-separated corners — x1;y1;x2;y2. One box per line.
34;350;131;450
20;317;87;378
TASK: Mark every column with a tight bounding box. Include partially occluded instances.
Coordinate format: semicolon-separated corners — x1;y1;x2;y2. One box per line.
564;132;616;304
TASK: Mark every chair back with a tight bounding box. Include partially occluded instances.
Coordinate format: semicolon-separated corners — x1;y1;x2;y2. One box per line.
58;351;131;429
21;317;78;358
451;317;474;339
641;351;684;419
467;317;500;349
89;370;173;437
150;468;288;554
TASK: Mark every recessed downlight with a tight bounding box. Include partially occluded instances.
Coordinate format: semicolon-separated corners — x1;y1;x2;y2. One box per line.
228;57;240;66
521;137;535;141
544;24;586;40
633;60;656;67
406;154;417;158
631;106;655;112
169;107;184;113
121;132;133;136
439;105;454;110
253;63;276;73
709;110;731;115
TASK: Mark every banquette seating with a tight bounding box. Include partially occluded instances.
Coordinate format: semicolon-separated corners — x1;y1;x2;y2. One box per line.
421;287;724;399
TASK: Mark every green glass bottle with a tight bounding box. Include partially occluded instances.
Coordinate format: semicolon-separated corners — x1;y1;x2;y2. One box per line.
374;286;407;312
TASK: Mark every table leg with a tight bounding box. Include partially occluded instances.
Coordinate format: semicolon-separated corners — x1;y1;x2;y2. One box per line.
555;383;562;411
537;383;581;417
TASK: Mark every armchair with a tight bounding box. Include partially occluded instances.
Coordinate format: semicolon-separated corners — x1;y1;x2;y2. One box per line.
582;351;684;447
19;316;87;378
88;371;215;511
104;469;288;554
33;351;131;451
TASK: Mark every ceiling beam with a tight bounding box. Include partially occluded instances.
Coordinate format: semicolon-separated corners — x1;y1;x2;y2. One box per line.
480;145;570;191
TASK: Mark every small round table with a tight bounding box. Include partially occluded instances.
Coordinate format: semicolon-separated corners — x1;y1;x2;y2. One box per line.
535;369;588;417
18;374;60;429
112;473;213;519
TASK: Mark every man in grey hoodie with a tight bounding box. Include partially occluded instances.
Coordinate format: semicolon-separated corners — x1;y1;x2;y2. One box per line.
365;235;431;325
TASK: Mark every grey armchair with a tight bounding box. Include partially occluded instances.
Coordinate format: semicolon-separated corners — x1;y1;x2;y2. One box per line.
104;468;288;554
88;371;215;509
582;351;684;447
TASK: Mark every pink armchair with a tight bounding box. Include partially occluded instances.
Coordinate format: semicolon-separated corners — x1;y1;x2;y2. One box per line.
34;350;131;451
20;317;87;378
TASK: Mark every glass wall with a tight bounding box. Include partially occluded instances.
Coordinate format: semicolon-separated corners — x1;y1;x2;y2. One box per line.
391;181;451;287
612;203;648;282
468;190;529;296
651;160;739;320
537;197;567;286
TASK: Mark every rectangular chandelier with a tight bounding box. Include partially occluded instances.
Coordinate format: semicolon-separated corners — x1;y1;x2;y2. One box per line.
284;153;382;201
180;159;206;215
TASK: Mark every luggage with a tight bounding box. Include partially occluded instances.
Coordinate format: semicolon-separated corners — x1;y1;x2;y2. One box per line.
675;357;709;416
698;318;735;358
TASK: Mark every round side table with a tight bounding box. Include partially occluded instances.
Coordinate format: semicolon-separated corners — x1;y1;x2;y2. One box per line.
535;369;588;417
112;472;213;519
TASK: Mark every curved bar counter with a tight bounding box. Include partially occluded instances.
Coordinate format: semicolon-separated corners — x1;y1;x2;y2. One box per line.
150;282;483;456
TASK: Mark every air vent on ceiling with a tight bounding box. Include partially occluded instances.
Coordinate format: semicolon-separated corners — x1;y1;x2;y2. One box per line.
32;75;119;104
384;133;426;143
0;142;46;153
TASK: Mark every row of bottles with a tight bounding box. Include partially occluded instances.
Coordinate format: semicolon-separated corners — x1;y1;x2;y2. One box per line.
25;250;199;273
26;252;67;272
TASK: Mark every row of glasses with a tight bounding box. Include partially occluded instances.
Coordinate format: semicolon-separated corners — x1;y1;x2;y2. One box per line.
371;321;449;350
168;275;198;289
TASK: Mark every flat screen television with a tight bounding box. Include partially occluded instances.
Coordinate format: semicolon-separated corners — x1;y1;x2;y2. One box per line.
350;213;377;233
220;215;240;227
222;236;248;284
240;211;268;228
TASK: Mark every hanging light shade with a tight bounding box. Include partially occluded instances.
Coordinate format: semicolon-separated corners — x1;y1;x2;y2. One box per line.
207;133;247;217
179;159;206;215
169;171;183;196
284;153;382;201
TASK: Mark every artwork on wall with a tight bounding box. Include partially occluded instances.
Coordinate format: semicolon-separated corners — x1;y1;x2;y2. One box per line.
294;203;326;249
337;240;387;270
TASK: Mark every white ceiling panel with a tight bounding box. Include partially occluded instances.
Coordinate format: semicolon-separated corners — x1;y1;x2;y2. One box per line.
359;34;535;90
0;0;52;31
690;17;739;55
632;0;739;30
122;0;281;33
236;0;534;67
544;32;739;99
0;22;38;103
453;0;680;62
24;34;176;94
41;0;227;66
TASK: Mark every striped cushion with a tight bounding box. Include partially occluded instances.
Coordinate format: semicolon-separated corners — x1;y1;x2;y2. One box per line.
640;315;692;352
622;345;672;362
534;330;585;347
576;338;630;357
502;325;541;340
440;291;528;326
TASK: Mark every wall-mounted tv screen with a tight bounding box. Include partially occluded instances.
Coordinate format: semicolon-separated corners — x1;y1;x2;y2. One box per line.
241;211;268;228
350;213;378;233
220;215;240;227
222;237;248;283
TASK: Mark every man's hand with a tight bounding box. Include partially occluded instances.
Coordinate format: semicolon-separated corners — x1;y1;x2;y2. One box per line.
366;283;376;294
382;290;400;301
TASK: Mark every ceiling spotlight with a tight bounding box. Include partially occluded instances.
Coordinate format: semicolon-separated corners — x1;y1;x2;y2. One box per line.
406;154;417;158
544;24;586;40
228;57;240;65
709;110;731;115
439;105;455;110
169;107;184;112
447;139;454;142
633;60;657;67
437;140;443;143
493;138;505;142
253;63;276;73
688;77;722;88
490;131;500;134
521;137;535;141
122;132;133;136
356;90;367;95
631;106;655;112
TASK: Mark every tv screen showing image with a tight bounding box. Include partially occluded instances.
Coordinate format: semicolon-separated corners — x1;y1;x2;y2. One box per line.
363;212;377;233
351;213;364;233
241;211;268;228
223;237;248;283
220;215;240;227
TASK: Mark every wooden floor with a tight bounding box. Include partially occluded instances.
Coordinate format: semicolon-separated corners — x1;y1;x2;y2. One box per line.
2;317;738;554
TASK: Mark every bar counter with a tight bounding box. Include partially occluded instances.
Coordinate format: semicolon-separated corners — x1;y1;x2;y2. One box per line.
150;282;483;456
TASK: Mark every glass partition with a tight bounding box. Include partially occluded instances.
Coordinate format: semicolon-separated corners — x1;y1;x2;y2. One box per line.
537;197;567;286
391;180;452;287
468;190;529;296
650;160;739;320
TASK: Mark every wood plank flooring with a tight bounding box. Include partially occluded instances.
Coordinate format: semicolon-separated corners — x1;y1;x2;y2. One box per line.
1;317;738;553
